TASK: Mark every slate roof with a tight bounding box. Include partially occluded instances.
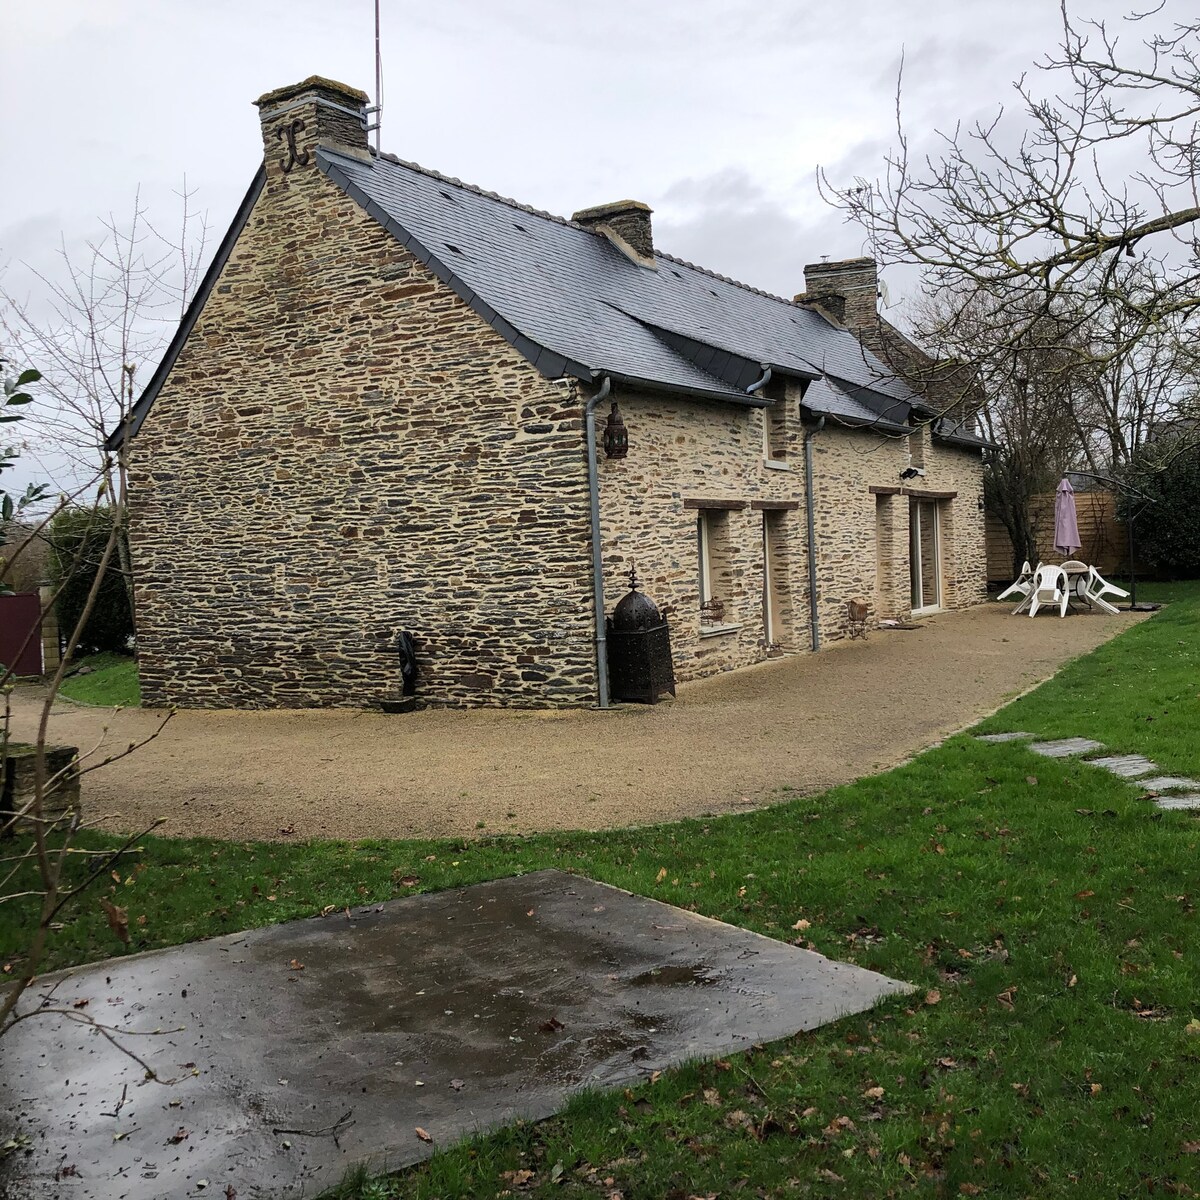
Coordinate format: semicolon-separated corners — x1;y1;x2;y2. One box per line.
114;144;990;450
319;147;918;435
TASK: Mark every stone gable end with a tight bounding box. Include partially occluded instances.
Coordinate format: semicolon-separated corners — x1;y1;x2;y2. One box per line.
129;157;596;709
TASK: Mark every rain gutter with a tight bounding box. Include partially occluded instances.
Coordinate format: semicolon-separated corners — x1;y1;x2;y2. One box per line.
585;375;613;709
804;415;826;651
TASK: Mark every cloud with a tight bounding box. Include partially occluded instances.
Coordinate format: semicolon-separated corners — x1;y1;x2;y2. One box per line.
653;168;867;298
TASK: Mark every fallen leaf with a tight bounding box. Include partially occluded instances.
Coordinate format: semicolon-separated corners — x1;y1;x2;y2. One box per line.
99;897;129;945
72;997;89;1009
997;987;1017;1010
287;959;305;971
501;1168;535;1186
1183;1141;1200;1154
863;1086;885;1100
449;1078;465;1091
1025;775;1038;786
655;867;668;883
1068;975;1078;988
1074;890;1095;900
414;1126;433;1143
1090;1083;1103;1096
166;1127;188;1145
925;989;942;1006
792;918;811;931
225;1187;237;1200
1185;1019;1200;1036
539;1016;565;1033
959;1185;984;1196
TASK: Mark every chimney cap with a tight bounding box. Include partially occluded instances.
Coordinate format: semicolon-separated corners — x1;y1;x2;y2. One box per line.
571;199;653;224
255;75;369;111
802;256;876;276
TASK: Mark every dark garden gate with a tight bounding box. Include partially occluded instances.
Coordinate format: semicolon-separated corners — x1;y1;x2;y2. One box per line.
0;592;44;676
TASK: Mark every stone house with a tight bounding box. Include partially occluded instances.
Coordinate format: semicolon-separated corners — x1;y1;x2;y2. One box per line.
115;76;992;710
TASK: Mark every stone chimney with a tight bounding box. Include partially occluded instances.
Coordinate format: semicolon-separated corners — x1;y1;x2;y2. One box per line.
572;200;656;269
798;258;880;331
254;76;370;181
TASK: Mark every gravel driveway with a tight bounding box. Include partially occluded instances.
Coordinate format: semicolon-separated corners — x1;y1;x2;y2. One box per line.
8;604;1146;842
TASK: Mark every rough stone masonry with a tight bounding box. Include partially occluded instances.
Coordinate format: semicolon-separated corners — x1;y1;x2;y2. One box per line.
126;76;986;710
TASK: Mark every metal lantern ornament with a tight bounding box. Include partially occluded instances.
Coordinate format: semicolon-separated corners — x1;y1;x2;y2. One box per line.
602;399;629;459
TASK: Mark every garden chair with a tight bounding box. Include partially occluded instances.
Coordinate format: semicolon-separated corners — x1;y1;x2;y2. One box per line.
1082;567;1129;615
1027;564;1069;617
998;561;1035;610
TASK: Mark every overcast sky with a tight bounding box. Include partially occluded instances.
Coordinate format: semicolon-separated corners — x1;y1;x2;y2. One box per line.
0;0;1174;487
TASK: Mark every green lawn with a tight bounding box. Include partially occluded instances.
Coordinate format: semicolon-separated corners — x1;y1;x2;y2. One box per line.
5;586;1200;1197
56;652;140;707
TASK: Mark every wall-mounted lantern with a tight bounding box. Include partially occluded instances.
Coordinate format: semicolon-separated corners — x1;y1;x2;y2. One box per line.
602;399;629;459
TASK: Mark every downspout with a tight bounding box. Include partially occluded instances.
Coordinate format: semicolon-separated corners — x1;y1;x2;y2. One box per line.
746;364;772;397
803;415;826;651
585;375;613;708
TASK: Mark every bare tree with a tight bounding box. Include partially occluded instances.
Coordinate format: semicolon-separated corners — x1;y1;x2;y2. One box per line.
0;185;208;617
1;361;172;1044
820;2;1200;415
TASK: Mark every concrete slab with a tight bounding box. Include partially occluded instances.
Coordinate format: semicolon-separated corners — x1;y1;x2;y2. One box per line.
1029;737;1106;758
0;871;910;1199
1155;794;1200;811
1085;754;1160;779
974;731;1035;743
1140;776;1200;793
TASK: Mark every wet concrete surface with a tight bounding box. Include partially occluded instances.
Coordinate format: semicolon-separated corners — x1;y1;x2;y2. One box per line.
0;871;910;1199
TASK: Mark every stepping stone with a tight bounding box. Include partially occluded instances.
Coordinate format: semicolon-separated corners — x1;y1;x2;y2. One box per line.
1156;794;1200;811
975;731;1035;743
1029;737;1105;758
1086;754;1159;779
1140;776;1200;793
0;870;910;1200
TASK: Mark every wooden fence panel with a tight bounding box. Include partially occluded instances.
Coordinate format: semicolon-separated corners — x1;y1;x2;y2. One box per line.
987;489;1133;583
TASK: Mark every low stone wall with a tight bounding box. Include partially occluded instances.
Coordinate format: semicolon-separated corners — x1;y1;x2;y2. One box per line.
2;743;80;833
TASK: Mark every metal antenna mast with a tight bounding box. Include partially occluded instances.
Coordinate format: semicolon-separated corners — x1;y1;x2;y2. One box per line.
367;0;383;151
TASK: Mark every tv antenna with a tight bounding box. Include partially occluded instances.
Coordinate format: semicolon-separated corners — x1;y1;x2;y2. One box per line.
366;0;383;151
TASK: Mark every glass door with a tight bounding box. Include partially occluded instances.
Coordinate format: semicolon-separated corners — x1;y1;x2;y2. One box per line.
909;500;942;612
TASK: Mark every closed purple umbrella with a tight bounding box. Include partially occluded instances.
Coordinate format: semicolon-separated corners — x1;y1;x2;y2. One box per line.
1054;478;1082;557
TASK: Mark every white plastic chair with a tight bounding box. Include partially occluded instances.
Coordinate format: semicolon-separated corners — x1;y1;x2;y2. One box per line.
1082;567;1129;615
1028;564;1069;617
998;561;1034;608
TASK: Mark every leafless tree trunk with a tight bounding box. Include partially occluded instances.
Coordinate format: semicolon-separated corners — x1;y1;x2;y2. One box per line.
1;363;172;1041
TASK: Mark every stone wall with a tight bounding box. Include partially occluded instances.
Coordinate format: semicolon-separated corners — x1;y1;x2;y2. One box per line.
129;117;597;709
596;384;988;680
597;381;809;683
809;421;987;642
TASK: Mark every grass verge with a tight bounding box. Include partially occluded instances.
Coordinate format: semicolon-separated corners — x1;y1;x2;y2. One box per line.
4;585;1200;1196
56;653;139;707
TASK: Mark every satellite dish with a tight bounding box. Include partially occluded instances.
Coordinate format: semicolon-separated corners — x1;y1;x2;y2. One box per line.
878;277;892;309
